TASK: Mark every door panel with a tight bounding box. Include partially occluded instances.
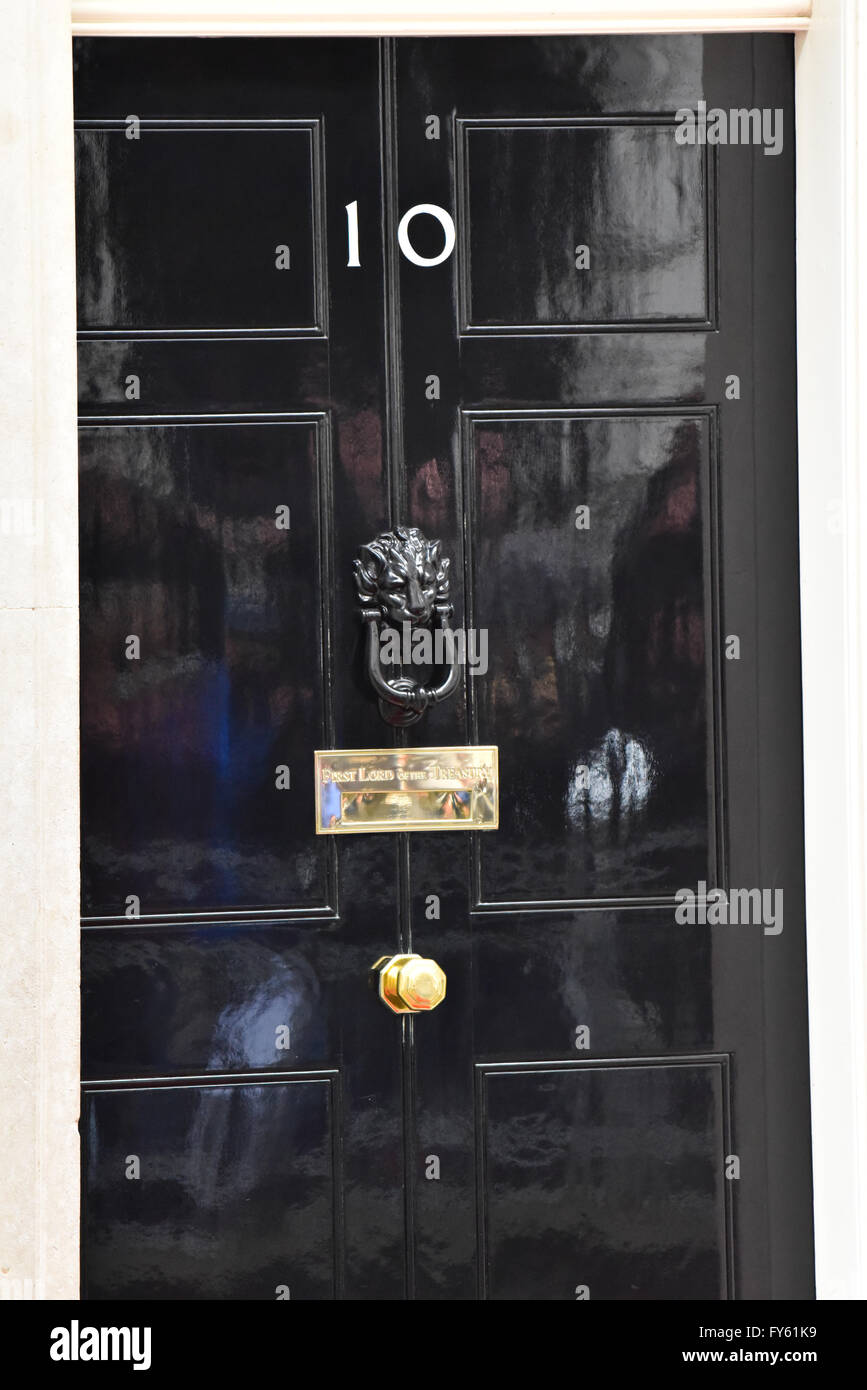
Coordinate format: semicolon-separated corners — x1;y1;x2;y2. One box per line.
458;120;712;331
75;34;812;1301
75;123;325;335
82;1077;338;1300
84;925;351;1076
80;417;334;917
478;1059;729;1301
466;409;715;904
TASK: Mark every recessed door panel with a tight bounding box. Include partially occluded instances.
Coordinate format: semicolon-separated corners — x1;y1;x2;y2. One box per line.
467;411;715;904
478;1060;729;1300
80;418;333;919
459;120;712;332
75;124;324;335
82;1078;338;1300
471;909;713;1057
82;927;335;1077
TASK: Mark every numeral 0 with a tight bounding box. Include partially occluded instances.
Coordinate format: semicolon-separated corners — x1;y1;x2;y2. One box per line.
345;201;456;269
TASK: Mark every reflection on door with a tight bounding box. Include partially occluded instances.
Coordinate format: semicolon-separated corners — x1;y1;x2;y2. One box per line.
76;34;812;1300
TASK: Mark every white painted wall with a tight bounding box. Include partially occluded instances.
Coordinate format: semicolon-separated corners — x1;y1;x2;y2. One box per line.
0;0;80;1302
795;0;867;1300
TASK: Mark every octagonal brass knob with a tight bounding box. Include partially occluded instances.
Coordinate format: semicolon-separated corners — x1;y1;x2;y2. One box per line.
372;953;447;1014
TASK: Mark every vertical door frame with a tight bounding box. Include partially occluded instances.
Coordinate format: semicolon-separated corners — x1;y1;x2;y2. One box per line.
2;0;863;1300
0;0;80;1302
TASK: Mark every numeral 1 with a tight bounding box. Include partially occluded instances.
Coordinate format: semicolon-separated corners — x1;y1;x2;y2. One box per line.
345;201;360;268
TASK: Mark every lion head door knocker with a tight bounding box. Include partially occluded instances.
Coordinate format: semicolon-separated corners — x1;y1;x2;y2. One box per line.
354;527;462;727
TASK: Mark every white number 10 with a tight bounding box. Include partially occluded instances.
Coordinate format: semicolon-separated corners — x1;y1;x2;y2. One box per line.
345;201;456;269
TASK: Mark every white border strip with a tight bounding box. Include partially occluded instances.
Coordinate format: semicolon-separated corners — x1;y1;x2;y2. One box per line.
0;0;80;1301
796;0;867;1301
70;2;811;36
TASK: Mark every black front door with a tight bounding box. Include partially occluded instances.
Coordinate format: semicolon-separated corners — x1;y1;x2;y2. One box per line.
76;35;813;1300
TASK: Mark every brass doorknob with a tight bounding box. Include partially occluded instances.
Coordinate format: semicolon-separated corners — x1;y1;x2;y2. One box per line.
372;953;447;1014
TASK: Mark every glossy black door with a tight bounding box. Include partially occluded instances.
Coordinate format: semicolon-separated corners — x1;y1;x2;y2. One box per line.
75;39;406;1300
76;35;813;1300
392;35;811;1300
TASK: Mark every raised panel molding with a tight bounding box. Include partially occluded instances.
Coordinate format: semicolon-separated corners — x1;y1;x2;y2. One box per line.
81;1070;342;1299
456;118;717;335
462;406;723;912
475;1055;733;1300
75;120;328;339
78;412;337;924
